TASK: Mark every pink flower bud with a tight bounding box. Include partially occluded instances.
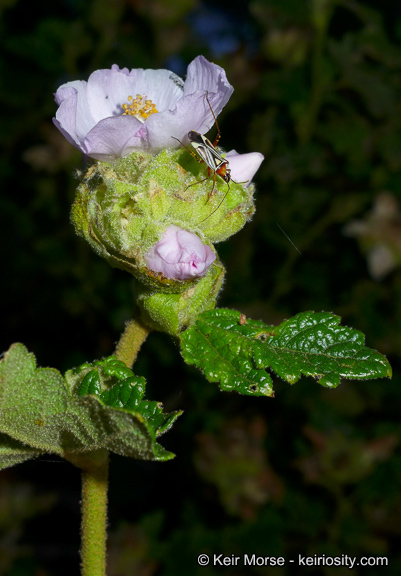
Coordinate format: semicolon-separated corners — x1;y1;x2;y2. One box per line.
145;226;216;280
225;150;264;186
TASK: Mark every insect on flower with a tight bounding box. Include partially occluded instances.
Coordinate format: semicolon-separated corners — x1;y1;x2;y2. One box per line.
172;92;238;220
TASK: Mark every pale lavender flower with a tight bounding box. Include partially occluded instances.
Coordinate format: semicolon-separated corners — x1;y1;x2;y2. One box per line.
53;56;233;162
145;226;216;280
225;150;264;186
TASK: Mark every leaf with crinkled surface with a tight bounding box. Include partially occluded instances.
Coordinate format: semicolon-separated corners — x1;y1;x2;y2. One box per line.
69;355;181;438
180;309;392;396
0;344;181;470
0;434;42;471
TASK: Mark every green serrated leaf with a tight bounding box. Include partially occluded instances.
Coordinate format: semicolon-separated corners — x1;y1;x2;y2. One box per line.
68;356;181;437
139;401;180;436
78;370;102;395
180;309;392;396
0;344;182;470
99;378;145;409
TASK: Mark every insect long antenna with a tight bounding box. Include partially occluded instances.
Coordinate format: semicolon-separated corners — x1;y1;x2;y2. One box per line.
205;91;221;147
172;135;206;164
171;135;189;151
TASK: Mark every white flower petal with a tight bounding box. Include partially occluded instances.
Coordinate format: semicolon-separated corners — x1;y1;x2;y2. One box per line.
132;69;184;112
144;91;217;149
53;56;236;160
54;81;96;145
184;56;233;106
86;67;141;122
83;115;144;161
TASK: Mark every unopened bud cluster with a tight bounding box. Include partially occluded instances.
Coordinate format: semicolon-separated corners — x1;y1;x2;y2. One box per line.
71;148;255;334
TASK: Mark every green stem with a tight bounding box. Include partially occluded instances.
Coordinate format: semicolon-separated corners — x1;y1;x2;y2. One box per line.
114;316;152;368
79;450;109;576
72;318;150;575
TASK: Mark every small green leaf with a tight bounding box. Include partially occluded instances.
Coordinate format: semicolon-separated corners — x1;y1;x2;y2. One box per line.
78;370;102;395
99;379;145;409
0;344;182;470
139;401;179;436
180;309;391;396
69;356;181;438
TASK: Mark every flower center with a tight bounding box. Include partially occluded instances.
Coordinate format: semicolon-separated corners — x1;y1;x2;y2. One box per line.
121;94;158;122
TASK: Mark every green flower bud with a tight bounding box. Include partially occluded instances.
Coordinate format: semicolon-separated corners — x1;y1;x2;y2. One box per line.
71;148;255;334
137;259;225;335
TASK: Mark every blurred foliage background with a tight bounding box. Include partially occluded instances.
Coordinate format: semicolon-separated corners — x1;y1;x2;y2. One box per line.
1;0;401;574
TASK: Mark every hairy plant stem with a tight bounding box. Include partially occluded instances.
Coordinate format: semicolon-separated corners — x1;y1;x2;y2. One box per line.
72;317;150;575
66;450;109;576
114;315;152;368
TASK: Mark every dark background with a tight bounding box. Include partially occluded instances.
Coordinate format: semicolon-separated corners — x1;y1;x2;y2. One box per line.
1;0;401;574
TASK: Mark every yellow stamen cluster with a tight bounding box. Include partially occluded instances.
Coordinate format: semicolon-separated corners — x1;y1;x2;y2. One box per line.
122;94;158;121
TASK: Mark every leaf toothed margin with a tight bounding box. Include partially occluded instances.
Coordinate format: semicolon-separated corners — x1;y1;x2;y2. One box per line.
180;309;392;396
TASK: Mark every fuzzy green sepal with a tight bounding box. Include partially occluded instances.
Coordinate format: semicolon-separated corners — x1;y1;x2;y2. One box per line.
137;260;225;335
71;148;251;333
71;148;255;282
